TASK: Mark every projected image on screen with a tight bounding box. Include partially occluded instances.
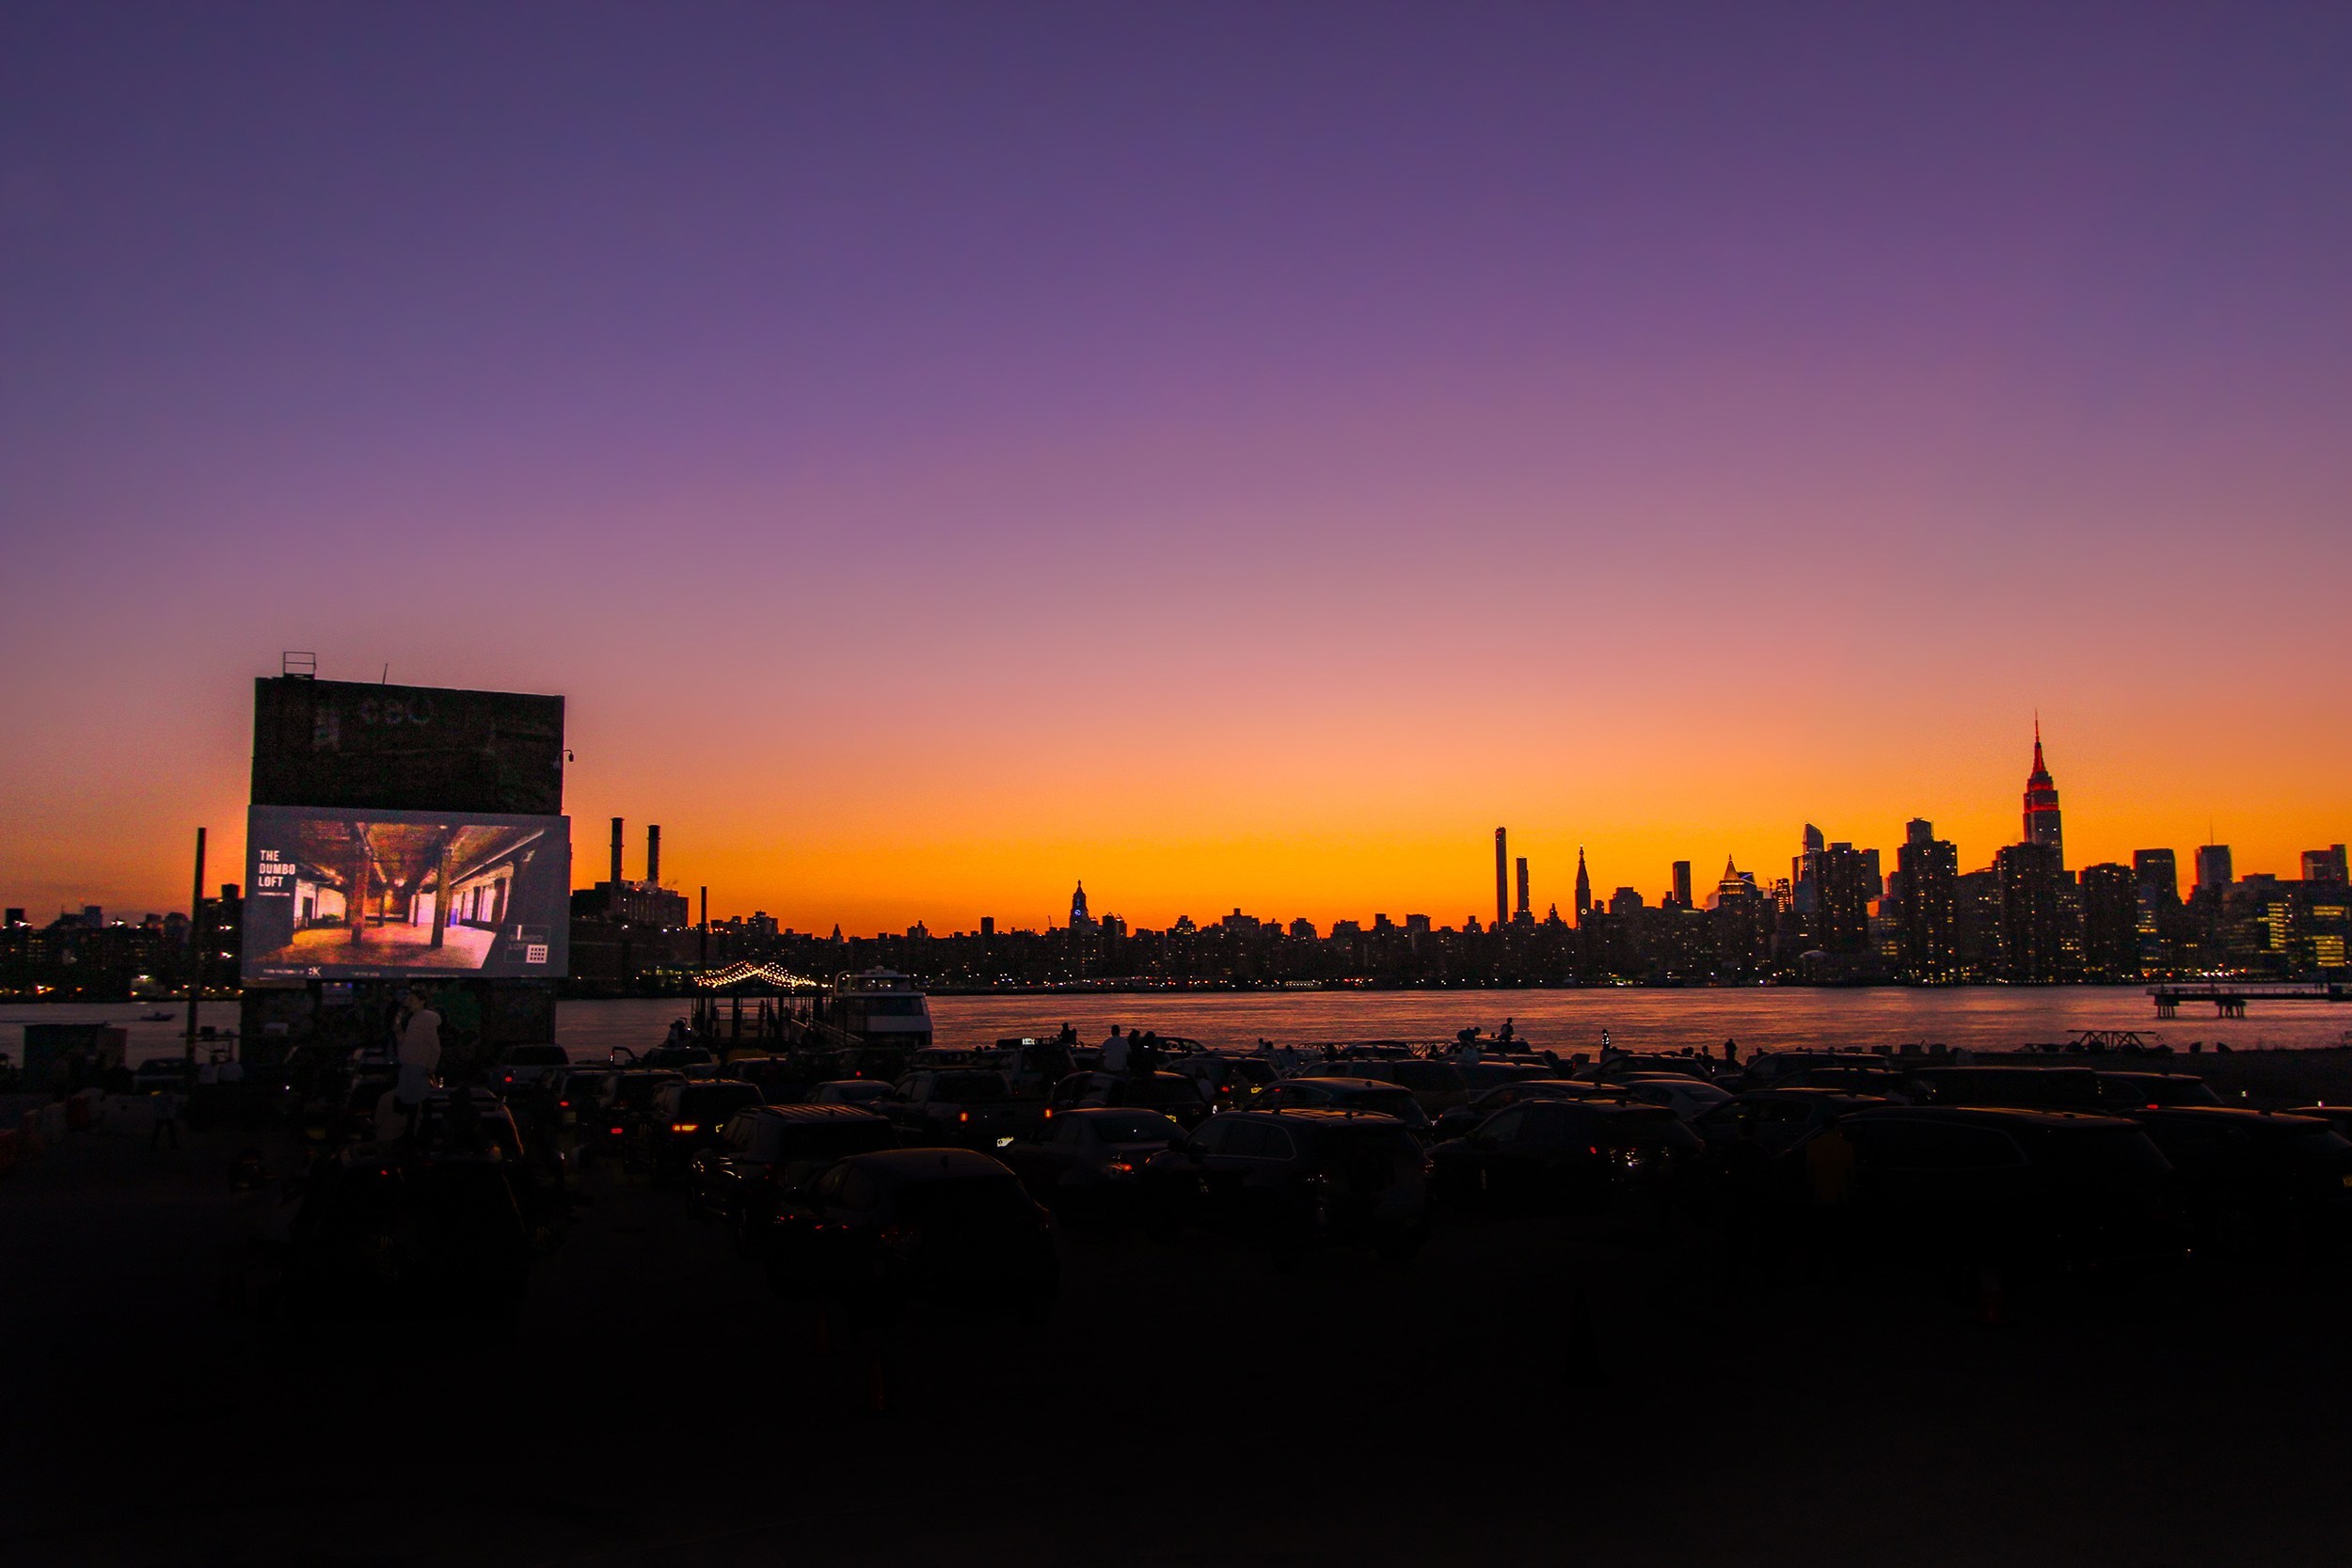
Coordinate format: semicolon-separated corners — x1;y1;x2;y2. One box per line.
244;807;570;980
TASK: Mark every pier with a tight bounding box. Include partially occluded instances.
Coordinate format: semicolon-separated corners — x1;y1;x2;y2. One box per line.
2149;981;2351;1018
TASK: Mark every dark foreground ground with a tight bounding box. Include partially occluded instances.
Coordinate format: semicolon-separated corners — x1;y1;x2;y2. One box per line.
7;1106;2351;1568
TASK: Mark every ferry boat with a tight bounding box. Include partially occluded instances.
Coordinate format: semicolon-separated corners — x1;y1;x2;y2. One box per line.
827;969;934;1051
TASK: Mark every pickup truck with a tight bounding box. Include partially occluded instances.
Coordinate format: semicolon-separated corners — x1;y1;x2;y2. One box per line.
883;1069;1048;1147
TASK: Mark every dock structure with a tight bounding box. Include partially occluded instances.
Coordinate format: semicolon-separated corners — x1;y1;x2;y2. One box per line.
2150;981;2351;1018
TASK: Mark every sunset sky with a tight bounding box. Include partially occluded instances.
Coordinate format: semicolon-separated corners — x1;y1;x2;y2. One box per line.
4;5;2348;933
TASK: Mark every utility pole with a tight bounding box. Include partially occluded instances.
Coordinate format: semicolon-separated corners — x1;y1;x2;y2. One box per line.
183;827;207;1067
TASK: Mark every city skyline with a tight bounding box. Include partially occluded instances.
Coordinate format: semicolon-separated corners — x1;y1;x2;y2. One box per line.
6;8;2350;931
10;717;2342;939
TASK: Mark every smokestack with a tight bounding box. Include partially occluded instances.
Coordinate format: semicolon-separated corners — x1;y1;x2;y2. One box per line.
610;816;625;888
646;824;661;887
1494;828;1508;930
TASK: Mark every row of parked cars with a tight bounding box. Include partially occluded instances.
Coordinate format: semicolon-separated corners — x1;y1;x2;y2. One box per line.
294;1037;2329;1331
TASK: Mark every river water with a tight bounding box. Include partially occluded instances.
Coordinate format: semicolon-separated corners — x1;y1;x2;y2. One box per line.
8;988;2345;1068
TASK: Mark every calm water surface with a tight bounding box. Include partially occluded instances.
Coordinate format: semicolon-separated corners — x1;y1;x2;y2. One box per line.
10;988;2346;1067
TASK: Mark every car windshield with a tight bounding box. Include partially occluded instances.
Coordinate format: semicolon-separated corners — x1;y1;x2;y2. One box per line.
1086;1113;1182;1143
890;1176;1035;1225
937;1073;1008;1102
1344;1089;1429;1126
1391;1062;1459;1091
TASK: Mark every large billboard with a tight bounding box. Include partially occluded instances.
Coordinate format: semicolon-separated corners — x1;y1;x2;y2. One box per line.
243;806;571;982
250;677;565;816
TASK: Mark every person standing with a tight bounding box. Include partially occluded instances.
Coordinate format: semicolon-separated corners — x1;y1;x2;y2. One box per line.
1101;1026;1130;1076
149;1084;182;1150
395;987;443;1135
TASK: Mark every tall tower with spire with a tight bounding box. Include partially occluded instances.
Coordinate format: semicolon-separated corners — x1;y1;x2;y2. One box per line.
2023;720;2063;866
1070;880;1096;932
1573;847;1592;925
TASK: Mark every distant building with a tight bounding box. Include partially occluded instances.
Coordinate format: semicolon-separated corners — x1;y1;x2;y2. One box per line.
1792;824;1826;915
1670;861;1692;909
1894;820;1959;981
2134;849;2179;905
2304;846;2349;884
1405;913;1433;937
1817;843;1878;955
2195;845;2234;898
980;915;995;940
1514;857;1531;923
1608;886;1645;917
1069;881;1097;935
1289;917;1318;940
2078;863;2139;981
1995;841;2066;982
1494;828;1509;931
2023;721;2065;866
1573;847;1592;925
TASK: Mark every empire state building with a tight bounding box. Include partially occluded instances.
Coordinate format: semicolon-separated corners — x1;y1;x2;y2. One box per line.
2023;721;2064;866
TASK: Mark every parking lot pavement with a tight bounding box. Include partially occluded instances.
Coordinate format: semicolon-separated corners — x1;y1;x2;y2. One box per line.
8;1127;2352;1566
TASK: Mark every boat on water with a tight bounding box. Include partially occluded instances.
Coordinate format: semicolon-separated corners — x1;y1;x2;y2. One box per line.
826;969;934;1052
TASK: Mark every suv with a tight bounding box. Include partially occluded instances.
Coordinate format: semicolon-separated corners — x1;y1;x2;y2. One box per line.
888;1069;1026;1146
690;1104;898;1247
2095;1072;2221;1111
630;1080;765;1180
1326;1058;1469;1116
1140;1109;1429;1264
2118;1106;2352;1252
1050;1071;1212;1129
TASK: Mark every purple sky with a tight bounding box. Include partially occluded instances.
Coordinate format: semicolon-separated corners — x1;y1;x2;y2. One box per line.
4;5;2348;927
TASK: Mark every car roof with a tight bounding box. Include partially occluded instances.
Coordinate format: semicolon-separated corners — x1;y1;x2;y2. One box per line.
1746;1088;1889;1105
1282;1077;1399;1091
2127;1106;2324;1126
2094;1070;2205;1082
671;1077;757;1090
1263;1108;1410;1127
1846;1105;2134;1130
839;1148;1015;1182
746;1103;890;1125
1061;1105;1179;1120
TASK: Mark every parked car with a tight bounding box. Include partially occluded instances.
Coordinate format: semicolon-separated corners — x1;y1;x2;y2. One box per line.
1610;1074;1733;1120
1455;1060;1555;1095
1895;1066;2102;1113
993;1107;1186;1223
2117;1106;2352;1253
1050;1071;1213;1129
1813;1106;2187;1276
543;1065;612;1131
1430;1080;1625;1140
1428;1100;1702;1217
763;1148;1057;1319
575;1069;685;1163
1166;1053;1278;1112
813;1079;899;1109
1241;1077;1434;1138
630;1080;765;1179
1139;1108;1429;1263
887;1069;1031;1146
2095;1072;2222;1110
489;1044;571;1098
1320;1058;1469;1116
689;1104;898;1247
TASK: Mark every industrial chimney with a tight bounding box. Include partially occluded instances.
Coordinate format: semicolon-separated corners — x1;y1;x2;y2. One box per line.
646;825;661;888
609;817;625;889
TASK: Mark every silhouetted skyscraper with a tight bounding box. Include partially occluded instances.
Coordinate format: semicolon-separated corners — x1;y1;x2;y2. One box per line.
1070;881;1095;932
1671;861;1692;908
1494;829;1508;931
2023;720;2064;866
1995;841;2065;982
1515;856;1530;921
1818;843;1877;955
2304;846;2349;884
2134;849;2179;905
1573;847;1592;925
2195;845;2233;897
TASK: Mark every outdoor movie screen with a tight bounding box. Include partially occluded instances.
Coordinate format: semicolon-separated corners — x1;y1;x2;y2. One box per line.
242;806;571;982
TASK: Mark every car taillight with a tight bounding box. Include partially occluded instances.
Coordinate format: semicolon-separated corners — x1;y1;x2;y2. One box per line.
609;1127;624;1135
959;1111;970;1123
672;1122;699;1133
558;1100;570;1108
1104;1161;1133;1176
